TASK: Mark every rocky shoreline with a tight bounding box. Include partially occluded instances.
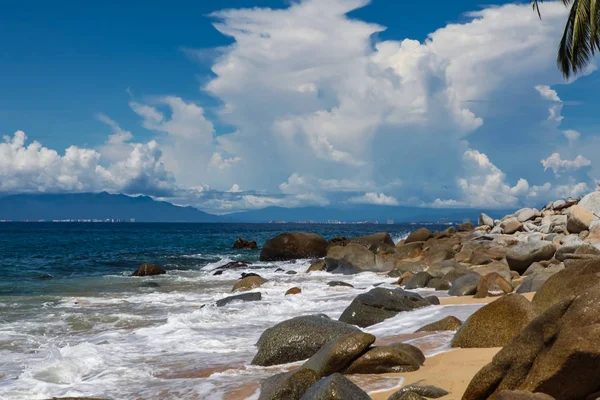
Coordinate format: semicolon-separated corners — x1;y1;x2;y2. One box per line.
54;191;600;400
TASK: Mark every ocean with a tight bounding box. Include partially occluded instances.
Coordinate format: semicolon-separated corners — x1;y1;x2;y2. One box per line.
0;222;482;399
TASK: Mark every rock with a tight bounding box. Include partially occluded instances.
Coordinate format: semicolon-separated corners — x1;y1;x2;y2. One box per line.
307;260;326;273
471;261;512;282
415;316;462;332
212;270;224;276
216;292;262;307
389;384;450;399
252;315;361;366
394;242;425;259
459;222;474;232
495;391;556;400
404;272;432;289
469;247;507;265
388;393;426;400
522;262;545;276
233;276;268;292
506;242;555;274
398;271;415;285
387;260;427;277
532;258;600;312
131;263;166;277
327;281;354;288
259;368;319;400
517;264;564;294
448;273;482;296
260;232;328;261
285;287;301;295
218;261;251;270
579;229;590;240
241;272;261;279
451;294;538;348
490;225;503;234
301;332;375;378
426;295;441;305
343;343;424;374
325;244;377;273
438;226;457;238
286;270;297;275
338;288;431;328
503;220;523;235
37;274;53;279
516;208;537;223
299;373;371;400
479;213;494;228
474;272;513;298
463;287;600;400
233;237;258;250
328;236;347;246
566;204;595;233
555;242;600;261
347;232;395;251
578;190;600;215
405;228;432;244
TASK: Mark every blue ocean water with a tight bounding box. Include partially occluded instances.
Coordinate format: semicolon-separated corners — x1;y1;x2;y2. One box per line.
0;222;463;400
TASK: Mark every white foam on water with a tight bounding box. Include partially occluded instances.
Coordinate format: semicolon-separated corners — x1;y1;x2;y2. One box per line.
0;257;487;400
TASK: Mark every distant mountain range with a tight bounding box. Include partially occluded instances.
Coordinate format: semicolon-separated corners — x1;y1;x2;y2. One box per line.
0;192;516;223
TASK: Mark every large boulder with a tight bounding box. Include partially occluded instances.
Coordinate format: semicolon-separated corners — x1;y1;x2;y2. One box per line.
387;260;428;277
301;332;375;378
505;242;555;274
404;272;433;289
306;260;326;272
259;368;319;400
555;241;600;261
474;272;513;298
503;220;523;235
347;232;395;251
463;287;600;400
233;237;258;250
496;391;555;400
216;292;261;307
232;276;267;292
415;316;462;332
343;343;424;374
325;243;377;273
451;294;538;348
405;228;432;244
260;232;327;261
300;373;370;400
448;273;482;297
459;222;474;232
394;242;425;259
131;263;166;277
516;208;537;223
470;247;507;265
532;258;600;312
479;213;495;228
252;315;361;366
338;288;431;328
389;384;450;400
577;190;600;215
566;204;595;233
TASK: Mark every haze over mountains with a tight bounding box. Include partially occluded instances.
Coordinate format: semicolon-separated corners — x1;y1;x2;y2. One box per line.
0;192;516;223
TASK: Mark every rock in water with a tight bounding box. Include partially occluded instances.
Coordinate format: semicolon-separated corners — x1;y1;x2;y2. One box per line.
251;315;361;366
463;287;600;400
285;287;301;295
260;232;327;261
301;332;375;378
232;276;267;292
405;228;432;244
232;237;258;250
451;294;538;348
300;373;371;400
415;316;462;332
343;343;424;374
338;288;431;328
389;384;450;399
131;263;166;277
448;273;482;296
327;281;354;288
216;292;262;307
306;260;326;272
325;244;377;273
506;242;555;274
259;368;319;400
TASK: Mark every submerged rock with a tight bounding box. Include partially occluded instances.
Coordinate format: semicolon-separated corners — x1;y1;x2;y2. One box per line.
232;237;258;250
232;276;267;292
216;292;261;307
306;260;326;272
131;263;166;277
260;232;327;261
327;281;354;288
338;288;431;328
285;287;301;295
451;294;538;348
252;315;361;366
299;373;371;400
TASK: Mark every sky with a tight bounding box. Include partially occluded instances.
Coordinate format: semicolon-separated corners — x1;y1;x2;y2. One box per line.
1;0;600;214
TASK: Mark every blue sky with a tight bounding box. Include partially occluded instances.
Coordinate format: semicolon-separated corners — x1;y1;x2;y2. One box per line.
1;0;599;213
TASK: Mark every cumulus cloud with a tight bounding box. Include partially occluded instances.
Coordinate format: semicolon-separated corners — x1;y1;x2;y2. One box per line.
541;152;591;175
564;129;581;142
349;192;399;206
535;85;561;102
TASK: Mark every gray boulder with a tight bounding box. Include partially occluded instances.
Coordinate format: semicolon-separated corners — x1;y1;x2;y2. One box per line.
299;373;370;400
578;191;600;215
347;232;395;251
516;208;537;223
216;292;261;307
404;272;433;289
506;242;555;274
479;213;494;228
566;204;595;233
448;273;482;296
325;243;377;273
252;315;361;366
405;228;432;244
338;288;431;328
260;232;328;261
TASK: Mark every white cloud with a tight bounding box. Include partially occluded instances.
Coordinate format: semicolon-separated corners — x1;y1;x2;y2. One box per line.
209;152;242;170
535;85;561;102
227;184;241;193
349;192;399;206
556;181;589;198
564;129;581;142
541;152;591;175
